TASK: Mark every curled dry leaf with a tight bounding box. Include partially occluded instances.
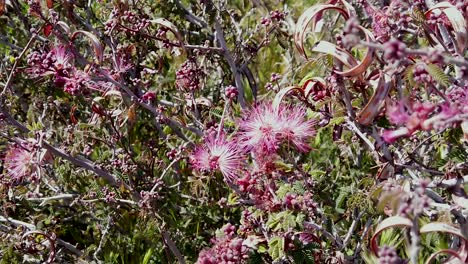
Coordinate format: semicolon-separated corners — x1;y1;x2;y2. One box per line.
335;26;376;77
370;216;413;256
22;230;57;264
329;0;356;16
425;249;465;264
71;30;104;64
185;97;212;108
356;73;392;125
425;2;467;54
371;219;467;261
303;77;326;98
272;86;301;111
0;0;5;16
273;78;328;110
420;222;468;263
56;21;70;35
126;103;138;126
70;105;78;125
294;4;349;58
103;90;123;99
311;41;358;69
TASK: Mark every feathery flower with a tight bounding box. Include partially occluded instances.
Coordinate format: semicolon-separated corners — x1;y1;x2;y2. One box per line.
238;102;316;154
51;45;73;71
238;103;283;153
277;105;316;152
190;134;244;182
3;145;35;181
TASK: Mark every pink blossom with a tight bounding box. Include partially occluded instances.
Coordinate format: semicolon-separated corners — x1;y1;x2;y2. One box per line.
277;106;316;152
448;86;468;113
51;45;73;71
383;99;437;143
3;145;35;181
141;91;156;102
238;103;283;153
196;224;253;264
238;102;315;154
386;101;410;125
406;102;435;132
63;70;90;95
422;103;460;130
362;2;391;41
113;53;133;75
190;134;244;182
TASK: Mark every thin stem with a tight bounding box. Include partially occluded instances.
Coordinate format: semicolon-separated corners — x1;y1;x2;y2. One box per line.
409;214;421;264
217;97;230;138
215;21;246;109
360;41;468;67
345;119;378;159
1;34;36;95
162;230;186;264
341;211;364;249
151;158;180;193
0;105;140;201
94;216;112;264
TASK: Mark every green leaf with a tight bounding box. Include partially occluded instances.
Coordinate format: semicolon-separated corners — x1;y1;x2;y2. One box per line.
329;116;345;126
335;187;351;211
142;248;153;264
411;8;426;24
268;236;285;261
267;211;297;232
276;184;292;200
404;65;416;87
426;63;450;87
257;245;267;254
295;213;306;229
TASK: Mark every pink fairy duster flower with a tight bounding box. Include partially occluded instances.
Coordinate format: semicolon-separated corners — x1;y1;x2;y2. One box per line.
277;106;316;152
406;102;435;132
190;134;244;182
422;103;461;130
238;102;315;154
63;70;91;95
238;103;283;153
3;145;36;181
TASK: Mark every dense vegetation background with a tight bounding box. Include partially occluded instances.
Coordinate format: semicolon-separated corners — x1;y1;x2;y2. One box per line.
0;0;466;263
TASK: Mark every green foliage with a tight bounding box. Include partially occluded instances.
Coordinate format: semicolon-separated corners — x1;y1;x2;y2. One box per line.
0;0;466;263
268;236;285;261
426;64;450;87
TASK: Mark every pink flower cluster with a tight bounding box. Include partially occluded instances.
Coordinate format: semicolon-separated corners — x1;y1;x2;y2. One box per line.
176;58;203;91
26;45;93;95
382;86;467;143
189;102;316;182
196;224;253;264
